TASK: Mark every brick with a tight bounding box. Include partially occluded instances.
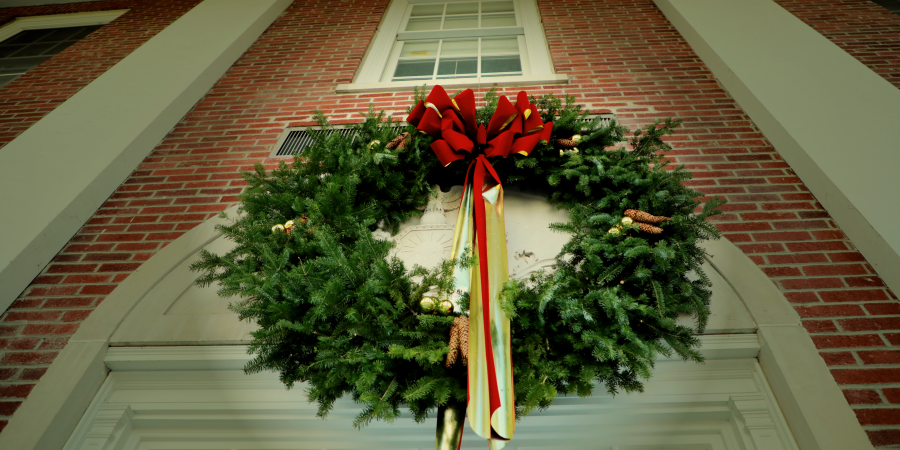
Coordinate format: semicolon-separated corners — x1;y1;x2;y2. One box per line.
811;334;884;349
21;324;78;336
820;289;890;303
868;429;900;447
802;320;838;333
856;409;900;425
845;276;885;288
795;304;864;318
840;318;900;332
843;389;882;405
859;351;900;365
0;384;34;399
781;277;844;290
784;291;818;303
832;369;900;385
60;310;92;322
802;264;868;276
96;263;142;272
864;303;900;316
884;389;900;404
0;352;58;365
17;368;48;382
0;338;41;350
0;401;21;416
820;351;855;366
785;241;848;252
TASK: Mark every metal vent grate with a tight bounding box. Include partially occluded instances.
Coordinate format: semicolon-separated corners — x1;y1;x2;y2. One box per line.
271;114;615;158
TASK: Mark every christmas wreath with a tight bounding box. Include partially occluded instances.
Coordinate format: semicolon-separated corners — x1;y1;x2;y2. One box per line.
193;86;723;448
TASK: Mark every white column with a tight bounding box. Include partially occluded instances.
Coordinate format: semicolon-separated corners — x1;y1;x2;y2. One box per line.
0;0;292;313
654;0;900;297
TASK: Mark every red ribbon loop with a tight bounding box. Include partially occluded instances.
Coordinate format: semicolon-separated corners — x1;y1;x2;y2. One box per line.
406;86;554;166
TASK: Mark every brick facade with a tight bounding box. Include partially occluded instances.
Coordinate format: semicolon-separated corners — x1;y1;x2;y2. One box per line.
1;0;899;446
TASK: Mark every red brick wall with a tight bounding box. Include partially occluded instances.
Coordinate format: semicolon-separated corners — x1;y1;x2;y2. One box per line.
776;0;900;89
0;0;201;148
1;0;900;447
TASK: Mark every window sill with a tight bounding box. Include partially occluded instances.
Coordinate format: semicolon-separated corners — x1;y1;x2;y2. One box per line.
335;74;568;94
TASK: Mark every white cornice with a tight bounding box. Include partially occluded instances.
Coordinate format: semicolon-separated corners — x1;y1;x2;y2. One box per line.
0;10;128;43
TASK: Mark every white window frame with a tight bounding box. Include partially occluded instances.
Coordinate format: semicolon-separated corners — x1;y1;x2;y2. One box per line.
337;0;566;93
0;10;128;43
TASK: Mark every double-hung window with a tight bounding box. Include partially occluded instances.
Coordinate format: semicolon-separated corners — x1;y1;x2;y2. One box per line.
339;0;565;93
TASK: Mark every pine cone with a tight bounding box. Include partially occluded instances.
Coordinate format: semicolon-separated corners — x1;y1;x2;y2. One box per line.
637;222;664;234
385;132;409;150
556;138;578;148
624;209;670;224
446;316;469;368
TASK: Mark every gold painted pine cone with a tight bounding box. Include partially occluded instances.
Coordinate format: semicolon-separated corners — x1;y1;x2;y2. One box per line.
637;222;664;234
556;138;578;148
624;209;670;224
385;132;410;149
446;316;469;368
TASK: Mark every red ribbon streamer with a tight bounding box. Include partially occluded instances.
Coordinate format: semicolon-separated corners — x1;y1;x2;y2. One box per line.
407;86;552;445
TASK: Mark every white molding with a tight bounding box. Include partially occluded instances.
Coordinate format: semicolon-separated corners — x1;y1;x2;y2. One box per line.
356;0;410;83
337;73;568;93
66;357;798;450
0;10;128;43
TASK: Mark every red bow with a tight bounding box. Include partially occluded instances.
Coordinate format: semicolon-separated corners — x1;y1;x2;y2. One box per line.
406;86;554;167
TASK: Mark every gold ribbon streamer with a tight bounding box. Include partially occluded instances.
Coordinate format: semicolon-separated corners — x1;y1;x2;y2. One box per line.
449;172;515;449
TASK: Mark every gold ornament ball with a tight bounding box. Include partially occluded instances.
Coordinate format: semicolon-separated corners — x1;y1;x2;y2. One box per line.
559;149;565;157
621;217;633;226
272;224;286;234
572;134;582;143
607;227;620;235
420;297;436;312
368;140;381;150
437;300;454;315
284;220;296;231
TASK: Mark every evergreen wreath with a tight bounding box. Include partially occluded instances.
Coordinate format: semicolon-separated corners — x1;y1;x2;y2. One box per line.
193;89;724;428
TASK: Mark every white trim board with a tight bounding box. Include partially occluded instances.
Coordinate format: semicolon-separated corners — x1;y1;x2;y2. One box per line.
0;10;128;43
102;335;762;372
654;0;900;298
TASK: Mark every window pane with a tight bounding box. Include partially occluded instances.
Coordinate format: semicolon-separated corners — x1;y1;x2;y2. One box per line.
443;16;478;30
0;56;51;74
4;29;52;45
481;14;516;27
440;39;477;56
13;43;57;57
410;4;444;16
437;57;477;77
0;45;25;58
46;40;78;55
394;59;435;78
481;55;521;73
481;37;518;54
36;27;82;42
481;1;514;13
406;18;442;31
400;41;439;57
446;2;478;14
